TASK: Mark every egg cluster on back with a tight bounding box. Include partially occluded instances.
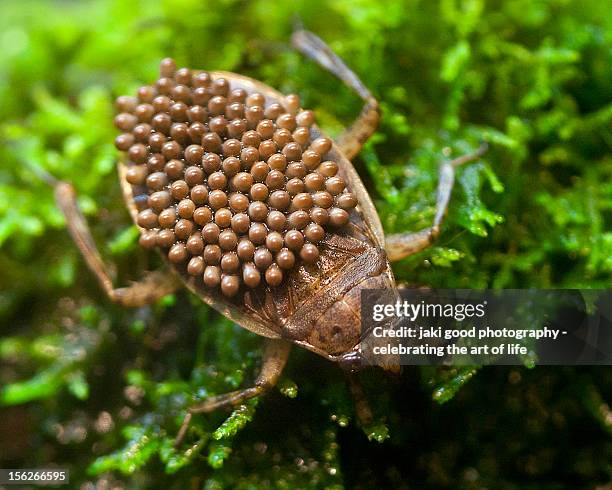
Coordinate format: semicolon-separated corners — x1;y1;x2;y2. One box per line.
114;58;358;298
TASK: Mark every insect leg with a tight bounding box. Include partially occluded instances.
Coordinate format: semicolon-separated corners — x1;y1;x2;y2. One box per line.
345;373;374;427
385;144;489;261
54;181;179;306
291;30;379;160
175;339;292;446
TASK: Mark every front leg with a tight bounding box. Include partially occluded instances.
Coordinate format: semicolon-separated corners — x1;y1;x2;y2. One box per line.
385;144;488;261
175;338;292;446
54;181;179;306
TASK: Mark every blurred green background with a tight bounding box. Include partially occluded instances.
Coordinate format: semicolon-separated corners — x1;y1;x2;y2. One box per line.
0;0;611;488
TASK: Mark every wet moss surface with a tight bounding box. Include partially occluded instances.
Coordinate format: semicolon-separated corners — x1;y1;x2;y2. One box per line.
0;0;611;488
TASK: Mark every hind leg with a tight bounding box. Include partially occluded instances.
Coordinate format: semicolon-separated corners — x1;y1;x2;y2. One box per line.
385;144;488;261
175;338;292;446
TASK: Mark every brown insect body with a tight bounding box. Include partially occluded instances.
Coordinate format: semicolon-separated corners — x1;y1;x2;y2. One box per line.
120;72;394;364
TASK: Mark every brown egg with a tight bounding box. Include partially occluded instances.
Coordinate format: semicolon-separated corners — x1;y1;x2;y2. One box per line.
149;191;172;212
187;256;205;276
231;213;250;234
286;162;307;179
162;141;182;160
202;222;221;243
264;103;284;120
319;161;339;177
211;78;229;96
116;95;138;112
328;207;350;227
266;210;286;231
170;123;190;145
242;263;261;288
115;133;134;151
223;156;242;176
149;133;167;153
265;170;286;190
208;190;228;210
172;84;191;103
192;72;211;88
273;128;293;148
268;190;291;210
241;130;261;148
135;104;154;122
232;172;254;193
169;102;188;122
336;192;358;210
168;243;188;263
186;233;204;254
208;96;227;115
296;110;314;127
190;185;208;205
159;58;176;77
237;239;255;261
146;153;165;173
311;137;332;155
300;243;319;263
258;140;277;159
175;67;192;85
203;244;222;264
248;223;267;245
187;105;208;123
152;113;172;133
192;87;211;106
184;166;204;186
203;265;221;287
208;171;227;190
157;229;176;248
225;102;244;120
305;223;325;242
158;207;177;228
171;180;190;200
268;153;287;171
184;145;204;165
137;209;158;229
221;252;240;272
250;183;269;201
209;115;227;135
246;93;265;107
292;193;314;210
282;143;302;162
228;88;247;103
229;193;249;213
152;95;171;112
193;206;213;226
202;153;222;173
245;105;264;128
139;230;157;249
240;146;259;167
288;209;310;230
156;77;175;95
286;178;305;195
129;143;148;164
146;171;168;191
277;114;297;132
251;162;270;182
126;165;148;185
265;264;283;286
222;139;242;157
304;173;325;191
292;127;310;146
164;158;183;179
266;232;284;252
302;150;321;170
219;230;238;250
284;94;300;114
256;119;275;139
202;132;222;152
325;176;346;195
188;122;207;142
313;191;334;208
275;248;295;270
248;201;268;222
220;275;240;297
254;247;273;270
175;219;194;240
284;230;305;250
215;208;232;228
